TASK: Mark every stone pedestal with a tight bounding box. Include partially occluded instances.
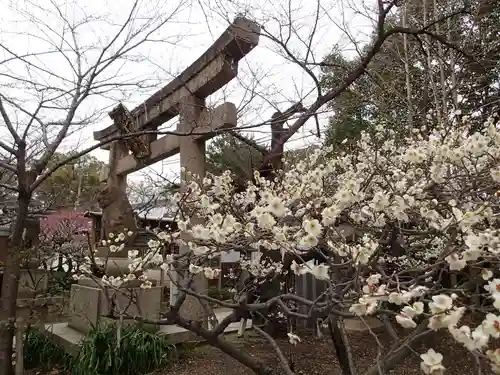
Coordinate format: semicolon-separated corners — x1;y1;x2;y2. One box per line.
18;268;48;297
69;230;166;334
68;279;163;333
94;230;163;282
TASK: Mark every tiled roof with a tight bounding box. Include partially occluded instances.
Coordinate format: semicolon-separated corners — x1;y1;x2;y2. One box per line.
133;202;177;221
85;199;178;222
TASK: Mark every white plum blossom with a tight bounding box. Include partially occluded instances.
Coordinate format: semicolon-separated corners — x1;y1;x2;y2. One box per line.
429;295;454;314
482;269;494;281
267;197;286;217
449;325;489;351
428;306;466;332
128;250;139;259
396;313;417;329
303;219;323;237
487;349;500;374
298;234;319;250
140;280;152;289
388;292;410;306
401;302;424;318
287;332;301;345
349;297;377;316
482;313;500;339
101;275;124;288
69;114;500;374
491;168;500;182
188;264;203;274
445;253;466;271
192;245;210;256
257;212;276;230
420;349;445;375
310;264;329;280
203;267;221;280
177;219;189;232
290;261;309;276
366;273;381;286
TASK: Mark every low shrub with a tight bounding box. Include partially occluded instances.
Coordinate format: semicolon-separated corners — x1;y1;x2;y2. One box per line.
24;323;176;375
23;327;72;374
73;322;175;375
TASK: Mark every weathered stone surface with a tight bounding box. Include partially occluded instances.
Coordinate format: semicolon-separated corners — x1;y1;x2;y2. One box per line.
94;17;260;148
68;283;162;333
176;95;208;326
68;284;101;333
17;269;48;297
109;103;153;159
45;308;252;355
97;139;137;244
97;184;138;243
100;286;162;332
115;102;237;175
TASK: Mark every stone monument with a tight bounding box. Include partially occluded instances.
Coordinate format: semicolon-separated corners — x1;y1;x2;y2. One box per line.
68;157;163;333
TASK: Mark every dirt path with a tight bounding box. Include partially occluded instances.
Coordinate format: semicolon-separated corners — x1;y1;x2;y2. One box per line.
159;330;488;375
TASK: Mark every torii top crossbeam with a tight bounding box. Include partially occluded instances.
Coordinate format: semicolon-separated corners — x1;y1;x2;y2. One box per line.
94;16;260;156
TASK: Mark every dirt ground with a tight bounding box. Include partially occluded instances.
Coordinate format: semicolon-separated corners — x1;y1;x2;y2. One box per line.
29;302;495;375
159;329;493;375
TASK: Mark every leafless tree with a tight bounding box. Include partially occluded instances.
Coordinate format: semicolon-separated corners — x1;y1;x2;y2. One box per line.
0;0;191;371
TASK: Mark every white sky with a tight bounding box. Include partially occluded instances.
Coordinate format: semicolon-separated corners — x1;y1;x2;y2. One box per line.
0;0;376;186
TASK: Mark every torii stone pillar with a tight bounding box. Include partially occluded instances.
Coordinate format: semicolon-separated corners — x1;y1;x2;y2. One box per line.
97;139;139;245
177;95;208;324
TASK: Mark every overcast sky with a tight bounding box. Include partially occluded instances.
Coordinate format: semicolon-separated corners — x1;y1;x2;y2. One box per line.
0;0;376;185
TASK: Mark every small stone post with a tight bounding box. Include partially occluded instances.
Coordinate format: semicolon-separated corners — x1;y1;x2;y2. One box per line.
15;317;25;375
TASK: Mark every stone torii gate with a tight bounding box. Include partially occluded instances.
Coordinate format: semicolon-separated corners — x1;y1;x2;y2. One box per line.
94;17;260;326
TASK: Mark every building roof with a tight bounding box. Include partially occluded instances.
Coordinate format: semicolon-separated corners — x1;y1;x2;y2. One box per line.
85;199;177;222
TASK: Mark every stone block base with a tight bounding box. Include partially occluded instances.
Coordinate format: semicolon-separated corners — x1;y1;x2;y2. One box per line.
68;282;163;334
18;269;48;296
343;316;384;332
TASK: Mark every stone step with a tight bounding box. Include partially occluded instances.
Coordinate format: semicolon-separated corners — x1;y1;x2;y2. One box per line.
343;316;383;332
44;308;253;355
44;312;382;356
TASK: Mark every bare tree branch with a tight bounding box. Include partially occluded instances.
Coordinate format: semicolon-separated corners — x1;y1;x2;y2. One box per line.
0;96;21;146
260;2;470;170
